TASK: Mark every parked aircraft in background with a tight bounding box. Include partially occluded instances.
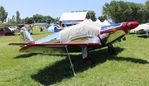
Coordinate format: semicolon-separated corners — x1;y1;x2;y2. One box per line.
130;23;149;37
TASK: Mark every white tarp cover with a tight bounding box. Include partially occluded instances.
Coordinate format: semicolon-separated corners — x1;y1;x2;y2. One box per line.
59;19;101;42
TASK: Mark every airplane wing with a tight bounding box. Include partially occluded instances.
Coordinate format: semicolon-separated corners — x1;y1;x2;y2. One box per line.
17;29;125;53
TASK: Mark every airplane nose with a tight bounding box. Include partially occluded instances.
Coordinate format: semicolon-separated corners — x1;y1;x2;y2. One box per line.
127;21;139;30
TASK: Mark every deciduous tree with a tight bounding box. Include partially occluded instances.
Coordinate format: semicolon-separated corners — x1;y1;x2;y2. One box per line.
16;11;21;24
0;6;8;23
103;1;145;23
88;10;96;21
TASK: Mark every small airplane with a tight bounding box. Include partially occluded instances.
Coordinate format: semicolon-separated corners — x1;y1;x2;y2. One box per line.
130;23;149;37
9;19;139;75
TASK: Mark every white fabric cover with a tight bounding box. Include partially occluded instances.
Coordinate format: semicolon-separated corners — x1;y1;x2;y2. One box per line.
59;19;101;42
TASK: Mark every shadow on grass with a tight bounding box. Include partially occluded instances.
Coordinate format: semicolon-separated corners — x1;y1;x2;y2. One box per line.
14;53;39;58
31;47;149;85
109;57;149;64
14;53;71;59
138;35;149;38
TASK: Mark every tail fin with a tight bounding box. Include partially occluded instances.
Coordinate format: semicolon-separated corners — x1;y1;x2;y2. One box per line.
20;27;35;42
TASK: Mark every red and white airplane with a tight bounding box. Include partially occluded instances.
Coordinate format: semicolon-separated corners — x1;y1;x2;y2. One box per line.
9;19;139;75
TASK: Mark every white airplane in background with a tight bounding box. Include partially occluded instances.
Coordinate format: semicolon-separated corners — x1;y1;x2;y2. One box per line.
130;23;149;37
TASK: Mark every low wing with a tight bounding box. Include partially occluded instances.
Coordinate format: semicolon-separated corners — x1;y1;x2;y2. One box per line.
19;30;126;53
19;42;99;53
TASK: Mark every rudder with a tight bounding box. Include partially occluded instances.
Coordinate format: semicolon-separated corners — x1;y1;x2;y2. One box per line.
20;27;35;42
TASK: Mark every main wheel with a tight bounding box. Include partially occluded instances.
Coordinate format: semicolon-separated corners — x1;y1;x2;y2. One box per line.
108;44;117;55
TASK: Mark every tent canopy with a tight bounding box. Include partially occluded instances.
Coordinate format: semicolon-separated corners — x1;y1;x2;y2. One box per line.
102;20;111;25
95;19;112;26
95;19;102;25
47;24;60;32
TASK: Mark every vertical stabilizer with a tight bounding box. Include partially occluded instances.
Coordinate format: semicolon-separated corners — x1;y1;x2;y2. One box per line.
20;27;35;42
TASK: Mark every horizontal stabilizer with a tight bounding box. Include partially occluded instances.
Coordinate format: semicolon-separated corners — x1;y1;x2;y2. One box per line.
9;43;28;45
20;45;65;54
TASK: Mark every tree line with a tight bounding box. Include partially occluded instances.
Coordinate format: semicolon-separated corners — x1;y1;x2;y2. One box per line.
0;7;55;25
101;1;149;23
8;13;55;24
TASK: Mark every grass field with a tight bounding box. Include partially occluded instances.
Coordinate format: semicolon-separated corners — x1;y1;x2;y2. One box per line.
0;31;149;86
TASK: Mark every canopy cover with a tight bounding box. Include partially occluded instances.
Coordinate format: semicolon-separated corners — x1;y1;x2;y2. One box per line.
59;19;101;42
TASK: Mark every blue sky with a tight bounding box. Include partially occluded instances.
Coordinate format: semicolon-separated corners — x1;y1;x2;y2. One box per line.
0;0;147;19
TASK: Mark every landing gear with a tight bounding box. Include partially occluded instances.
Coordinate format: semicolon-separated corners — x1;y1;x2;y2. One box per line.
123;37;126;41
118;37;126;42
108;44;117;55
82;46;94;64
83;54;95;64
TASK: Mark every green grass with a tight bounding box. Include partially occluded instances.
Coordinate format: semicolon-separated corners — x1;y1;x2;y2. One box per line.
0;31;149;86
